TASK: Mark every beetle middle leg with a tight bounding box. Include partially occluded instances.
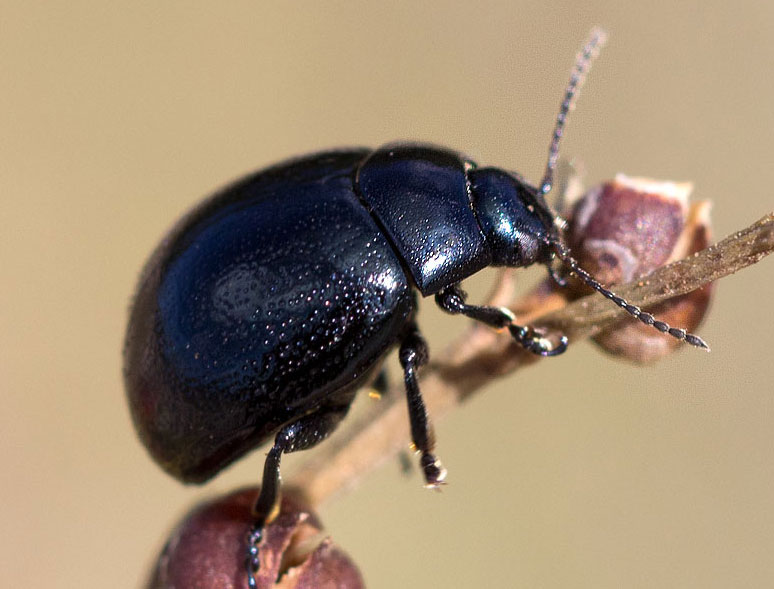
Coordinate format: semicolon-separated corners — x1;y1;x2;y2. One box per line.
435;284;568;357
399;322;447;488
370;369;414;475
246;404;350;587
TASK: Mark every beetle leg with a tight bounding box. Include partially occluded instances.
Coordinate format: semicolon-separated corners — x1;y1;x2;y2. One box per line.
399;323;447;488
545;263;568;287
246;406;350;587
436;284;568;357
368;368;389;400
508;323;568;357
370;368;414;475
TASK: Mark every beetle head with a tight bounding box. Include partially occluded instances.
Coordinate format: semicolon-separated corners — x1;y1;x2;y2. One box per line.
472;28;708;352
470;168;557;269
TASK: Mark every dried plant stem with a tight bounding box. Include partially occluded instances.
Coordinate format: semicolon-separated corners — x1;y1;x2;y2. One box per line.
288;213;774;509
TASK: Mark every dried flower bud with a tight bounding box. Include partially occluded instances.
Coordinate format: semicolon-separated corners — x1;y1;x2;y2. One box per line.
148;487;364;589
564;174;713;363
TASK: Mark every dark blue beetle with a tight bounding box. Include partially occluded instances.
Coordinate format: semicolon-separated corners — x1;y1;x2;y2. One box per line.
124;30;706;585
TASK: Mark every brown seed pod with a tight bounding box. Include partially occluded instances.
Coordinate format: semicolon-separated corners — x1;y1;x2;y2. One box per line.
147;487;364;589
564;174;713;363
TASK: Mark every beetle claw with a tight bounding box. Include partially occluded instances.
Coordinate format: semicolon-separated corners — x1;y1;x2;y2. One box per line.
536;334;569;357
508;325;569;357
421;453;447;488
546;264;569;288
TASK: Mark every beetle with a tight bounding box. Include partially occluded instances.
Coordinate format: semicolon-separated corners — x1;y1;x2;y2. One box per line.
123;29;707;586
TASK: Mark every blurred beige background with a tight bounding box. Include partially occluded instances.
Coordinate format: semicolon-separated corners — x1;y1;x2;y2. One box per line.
3;2;774;587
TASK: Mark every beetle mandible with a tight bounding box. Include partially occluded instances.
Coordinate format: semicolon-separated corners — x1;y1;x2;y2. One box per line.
123;29;707;585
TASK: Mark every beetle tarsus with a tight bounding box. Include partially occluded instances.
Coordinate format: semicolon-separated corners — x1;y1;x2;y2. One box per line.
420;452;448;488
246;525;263;589
546;263;568;288
508;324;569;357
245;442;283;588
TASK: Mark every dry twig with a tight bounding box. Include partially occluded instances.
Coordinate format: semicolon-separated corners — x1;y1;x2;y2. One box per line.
288;213;774;508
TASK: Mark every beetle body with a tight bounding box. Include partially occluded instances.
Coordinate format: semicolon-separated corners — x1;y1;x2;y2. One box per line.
124;144;551;483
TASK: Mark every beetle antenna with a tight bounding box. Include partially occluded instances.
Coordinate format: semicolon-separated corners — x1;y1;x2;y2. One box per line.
552;240;710;350
538;28;607;207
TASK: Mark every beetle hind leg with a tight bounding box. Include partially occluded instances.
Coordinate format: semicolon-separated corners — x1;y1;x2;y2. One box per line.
435;284;568;357
246;405;350;587
399;323;447;488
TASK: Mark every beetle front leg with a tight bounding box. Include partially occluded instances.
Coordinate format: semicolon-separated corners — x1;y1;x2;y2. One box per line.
436;284;568;357
399;323;447;488
545;262;568;287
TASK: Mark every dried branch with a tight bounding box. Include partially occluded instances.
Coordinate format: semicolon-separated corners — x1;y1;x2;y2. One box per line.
288;213;774;508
